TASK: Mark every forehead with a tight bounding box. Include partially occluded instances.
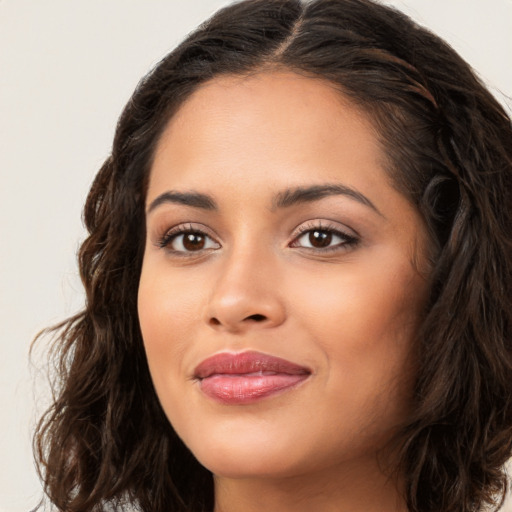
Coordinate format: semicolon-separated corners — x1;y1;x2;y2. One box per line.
148;71;387;198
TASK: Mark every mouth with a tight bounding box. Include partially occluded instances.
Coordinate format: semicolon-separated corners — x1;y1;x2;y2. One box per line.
194;351;312;405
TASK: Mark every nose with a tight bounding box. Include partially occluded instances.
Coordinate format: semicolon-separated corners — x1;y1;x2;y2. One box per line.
204;250;286;333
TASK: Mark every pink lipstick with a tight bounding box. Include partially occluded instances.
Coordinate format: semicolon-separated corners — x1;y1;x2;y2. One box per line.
194;351;311;404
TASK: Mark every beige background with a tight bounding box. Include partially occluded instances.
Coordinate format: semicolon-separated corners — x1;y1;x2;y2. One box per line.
1;1;511;510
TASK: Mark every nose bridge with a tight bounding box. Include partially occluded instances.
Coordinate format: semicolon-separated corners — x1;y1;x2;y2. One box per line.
205;236;285;331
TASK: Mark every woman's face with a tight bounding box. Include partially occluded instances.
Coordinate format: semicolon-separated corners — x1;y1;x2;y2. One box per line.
138;71;430;479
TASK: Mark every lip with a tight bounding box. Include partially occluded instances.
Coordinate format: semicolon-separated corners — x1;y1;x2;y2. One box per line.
194;351;311;404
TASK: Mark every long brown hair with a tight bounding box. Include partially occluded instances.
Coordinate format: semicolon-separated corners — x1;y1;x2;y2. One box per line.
34;1;512;511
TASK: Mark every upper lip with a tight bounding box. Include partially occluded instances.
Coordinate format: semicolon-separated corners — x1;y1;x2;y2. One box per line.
194;351;311;379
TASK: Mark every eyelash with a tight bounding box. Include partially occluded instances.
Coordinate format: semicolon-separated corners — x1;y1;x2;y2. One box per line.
290;222;359;253
157;222;359;255
157;224;219;255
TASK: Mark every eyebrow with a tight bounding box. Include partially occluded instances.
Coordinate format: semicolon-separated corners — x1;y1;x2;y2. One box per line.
147;191;218;213
147;183;382;216
273;184;383;216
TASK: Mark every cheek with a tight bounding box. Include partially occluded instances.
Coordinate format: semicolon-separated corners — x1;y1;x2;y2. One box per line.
290;251;425;391
137;265;205;388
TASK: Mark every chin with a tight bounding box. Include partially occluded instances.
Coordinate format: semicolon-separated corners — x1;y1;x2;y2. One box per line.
195;445;305;479
173;418;361;482
174;418;312;479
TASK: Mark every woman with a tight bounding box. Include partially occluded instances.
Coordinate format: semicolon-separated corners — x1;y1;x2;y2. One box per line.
34;0;512;511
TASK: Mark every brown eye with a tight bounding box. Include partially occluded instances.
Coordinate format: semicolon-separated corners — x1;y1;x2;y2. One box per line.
308;230;332;248
182;233;206;251
163;229;220;253
292;226;357;252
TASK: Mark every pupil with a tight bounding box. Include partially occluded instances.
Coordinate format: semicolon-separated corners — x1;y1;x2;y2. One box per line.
183;233;205;251
309;230;332;248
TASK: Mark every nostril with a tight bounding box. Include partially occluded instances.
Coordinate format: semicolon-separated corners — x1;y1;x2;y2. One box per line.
207;313;270;329
245;314;266;322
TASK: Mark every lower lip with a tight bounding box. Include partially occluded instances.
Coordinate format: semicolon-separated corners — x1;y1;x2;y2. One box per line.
199;373;309;404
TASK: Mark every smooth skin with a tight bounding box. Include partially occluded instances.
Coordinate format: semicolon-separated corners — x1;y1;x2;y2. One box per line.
138;71;430;512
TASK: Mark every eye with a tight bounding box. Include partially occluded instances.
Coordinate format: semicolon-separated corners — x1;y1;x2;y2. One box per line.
159;227;221;253
290;224;358;251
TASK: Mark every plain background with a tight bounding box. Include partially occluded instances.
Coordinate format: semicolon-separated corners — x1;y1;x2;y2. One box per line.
1;1;511;511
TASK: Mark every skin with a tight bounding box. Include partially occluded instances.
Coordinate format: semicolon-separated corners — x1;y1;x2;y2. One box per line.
138;71;430;512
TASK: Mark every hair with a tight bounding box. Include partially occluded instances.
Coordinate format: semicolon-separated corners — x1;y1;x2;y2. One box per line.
33;1;512;511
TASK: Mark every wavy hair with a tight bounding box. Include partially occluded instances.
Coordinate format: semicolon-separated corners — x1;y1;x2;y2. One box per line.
34;1;512;511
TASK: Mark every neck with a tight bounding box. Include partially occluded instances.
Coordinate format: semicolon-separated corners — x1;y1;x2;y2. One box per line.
213;457;407;512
